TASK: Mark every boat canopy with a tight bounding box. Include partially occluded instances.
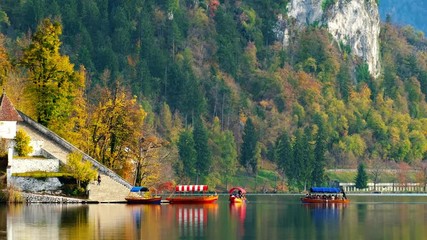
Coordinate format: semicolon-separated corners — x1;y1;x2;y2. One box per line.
130;186;149;192
228;187;246;194
309;187;342;193
175;185;208;192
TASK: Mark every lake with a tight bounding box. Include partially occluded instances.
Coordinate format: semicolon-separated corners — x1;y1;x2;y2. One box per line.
2;194;427;240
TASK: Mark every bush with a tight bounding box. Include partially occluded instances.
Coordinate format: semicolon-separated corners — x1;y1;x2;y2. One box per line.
0;187;25;203
14;129;33;157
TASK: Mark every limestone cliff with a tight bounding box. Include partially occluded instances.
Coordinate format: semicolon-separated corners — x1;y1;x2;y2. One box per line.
279;0;380;77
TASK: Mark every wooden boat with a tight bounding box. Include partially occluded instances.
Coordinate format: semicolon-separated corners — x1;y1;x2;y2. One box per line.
301;187;350;204
125;186;162;204
229;187;247;204
166;185;218;204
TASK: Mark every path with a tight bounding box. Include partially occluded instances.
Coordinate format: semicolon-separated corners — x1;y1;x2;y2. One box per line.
18;121;130;203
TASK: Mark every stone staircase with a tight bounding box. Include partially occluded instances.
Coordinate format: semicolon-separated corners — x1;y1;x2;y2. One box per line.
17;120;130;203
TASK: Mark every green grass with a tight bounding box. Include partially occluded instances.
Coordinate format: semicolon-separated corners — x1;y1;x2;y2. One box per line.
12;171;72;178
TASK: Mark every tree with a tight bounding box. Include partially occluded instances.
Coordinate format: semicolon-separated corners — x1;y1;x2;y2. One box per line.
193;117;212;183
312;114;327;186
65;152;97;189
275;131;295;186
355;163;368;189
21;18;85;129
87;84;146;172
177;129;197;181
14;129;33;157
129;136;162;187
209;117;238;189
240;117;259;174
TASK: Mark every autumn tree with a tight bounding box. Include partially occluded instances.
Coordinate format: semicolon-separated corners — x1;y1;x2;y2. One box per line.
14;129;33;157
64;152;97;189
87;84;146;173
20;18;86;132
128;135;163;187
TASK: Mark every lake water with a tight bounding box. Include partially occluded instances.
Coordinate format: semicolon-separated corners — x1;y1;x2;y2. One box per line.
1;194;427;240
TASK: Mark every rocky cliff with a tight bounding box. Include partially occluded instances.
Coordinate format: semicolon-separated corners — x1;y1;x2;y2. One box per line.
281;0;380;77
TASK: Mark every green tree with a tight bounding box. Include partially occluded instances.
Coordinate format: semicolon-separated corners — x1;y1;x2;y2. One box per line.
275;132;295;185
177;129;197;181
355;162;368;189
14;129;33;157
21;18;84;128
193;117;212;183
312;114;327;186
240;117;259;174
209;117;238;189
65;152;97;189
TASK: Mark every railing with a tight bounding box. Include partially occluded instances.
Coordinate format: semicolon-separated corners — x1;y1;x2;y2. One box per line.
18;110;132;189
340;182;427;193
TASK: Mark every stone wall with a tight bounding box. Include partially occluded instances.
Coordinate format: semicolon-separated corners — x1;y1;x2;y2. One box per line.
10;177;62;193
22;192;87;203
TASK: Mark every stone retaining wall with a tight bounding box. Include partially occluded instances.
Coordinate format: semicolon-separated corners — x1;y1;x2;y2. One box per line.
10;177;62;193
22;192;87;203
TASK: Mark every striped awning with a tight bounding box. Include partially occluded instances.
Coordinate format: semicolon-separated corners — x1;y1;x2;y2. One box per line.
175;185;208;192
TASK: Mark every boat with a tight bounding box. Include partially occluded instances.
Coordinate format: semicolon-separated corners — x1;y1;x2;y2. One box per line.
229;187;247;204
125;186;162;204
301;187;350;204
166;185;218;204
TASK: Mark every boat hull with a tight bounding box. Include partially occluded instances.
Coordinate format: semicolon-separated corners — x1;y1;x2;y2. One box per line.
166;195;219;204
301;197;350;204
229;196;246;204
125;196;162;204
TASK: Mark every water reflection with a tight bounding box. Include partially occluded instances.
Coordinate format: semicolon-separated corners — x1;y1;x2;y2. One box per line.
229;203;246;238
3;195;427;240
175;204;218;238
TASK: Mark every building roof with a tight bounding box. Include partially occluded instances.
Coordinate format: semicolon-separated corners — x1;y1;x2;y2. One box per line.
0;92;23;121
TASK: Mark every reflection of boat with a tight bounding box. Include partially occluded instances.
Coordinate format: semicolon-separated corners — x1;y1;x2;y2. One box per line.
166;185;218;204
125;186;162;204
301;187;350;204
229;187;247;204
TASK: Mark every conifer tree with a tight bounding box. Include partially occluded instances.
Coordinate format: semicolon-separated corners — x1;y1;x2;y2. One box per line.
311;114;327;186
240;117;259;174
177;129;197;181
355;163;368;189
275;132;296;185
193;117;212;183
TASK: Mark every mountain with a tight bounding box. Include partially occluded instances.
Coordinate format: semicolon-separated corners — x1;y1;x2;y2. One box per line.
379;0;427;34
0;0;427;189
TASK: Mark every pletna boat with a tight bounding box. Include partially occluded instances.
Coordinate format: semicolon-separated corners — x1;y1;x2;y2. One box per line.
125;186;162;204
229;187;247;204
166;185;218;204
301;187;350;204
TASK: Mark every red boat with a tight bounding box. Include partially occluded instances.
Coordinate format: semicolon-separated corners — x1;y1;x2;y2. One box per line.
166;185;218;204
125;186;162;204
229;187;247;204
301;187;350;204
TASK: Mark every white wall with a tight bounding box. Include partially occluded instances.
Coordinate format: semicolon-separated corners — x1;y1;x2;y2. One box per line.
9;158;60;174
0;121;17;139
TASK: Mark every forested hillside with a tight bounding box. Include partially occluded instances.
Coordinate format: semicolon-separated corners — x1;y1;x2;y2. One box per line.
0;1;426;191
